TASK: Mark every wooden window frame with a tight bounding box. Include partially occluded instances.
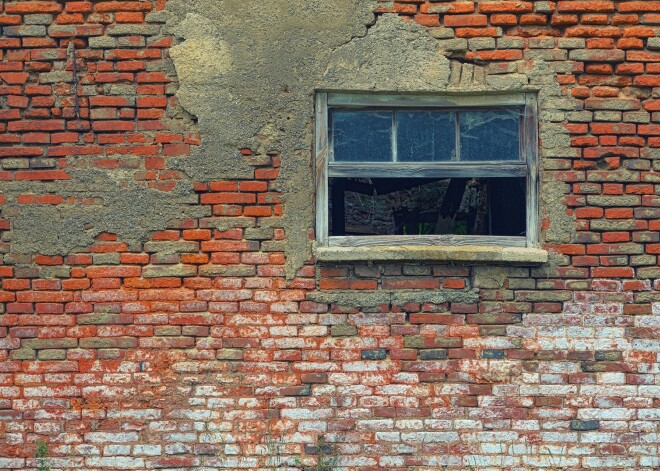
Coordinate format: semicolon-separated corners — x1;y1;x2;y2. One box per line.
314;92;539;249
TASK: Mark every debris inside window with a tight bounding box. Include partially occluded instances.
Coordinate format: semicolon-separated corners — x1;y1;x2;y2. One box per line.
328;177;526;237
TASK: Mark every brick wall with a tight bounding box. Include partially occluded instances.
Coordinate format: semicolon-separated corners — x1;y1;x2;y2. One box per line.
1;0;660;469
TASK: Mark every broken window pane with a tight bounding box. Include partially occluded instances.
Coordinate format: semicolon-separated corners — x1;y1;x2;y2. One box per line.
396;111;456;162
331;111;392;162
459;109;521;161
329;177;526;237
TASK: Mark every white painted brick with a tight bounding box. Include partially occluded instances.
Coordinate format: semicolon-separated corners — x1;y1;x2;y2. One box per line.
0;458;25;468
512;420;540;431
578;408;635;420
103;445;131;456
580;432;617;443
205;457;259;468
641;433;660;443
297;421;326;432
464;455;519;466
162;432;197;442
640;386;660;397
454;420;482;429
638;409;660;420
107;409;161;420
84;432;138;444
394;419;423;430
356;419;394;431
642;456;660;467
337;456;378;466
599;372;626;384
634;339;660;351
583;456;635;468
281;408;333;420
599;420;629;431
375;432;400;442
74;444;100;456
379;456;405;466
133;444;161;456
424;419;452;429
224;444;240;455
165;442;191;454
540;432;578;442
148;421;177;432
523;455;580;467
567;444;597;455
199;432;235;444
580;385;638;396
631;421;656;432
85;457;144;469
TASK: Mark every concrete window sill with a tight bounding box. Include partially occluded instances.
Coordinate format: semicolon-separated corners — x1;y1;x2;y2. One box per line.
315;245;548;264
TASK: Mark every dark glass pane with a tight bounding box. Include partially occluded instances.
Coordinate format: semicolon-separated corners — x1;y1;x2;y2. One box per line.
459;109;520;161
396;111;456;162
329;177;526;237
488;177;526;237
331;111;392;162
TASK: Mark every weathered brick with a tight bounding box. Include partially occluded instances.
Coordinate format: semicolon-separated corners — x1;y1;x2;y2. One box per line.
571;420;600;431
361;349;388;360
0;2;655;468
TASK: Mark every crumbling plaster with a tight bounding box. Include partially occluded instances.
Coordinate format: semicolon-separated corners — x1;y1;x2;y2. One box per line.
3;1;578;278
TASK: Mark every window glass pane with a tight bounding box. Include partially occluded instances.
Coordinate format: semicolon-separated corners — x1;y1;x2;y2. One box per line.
396;111;456;162
329;177;526;237
459;109;520;161
331;111;392;162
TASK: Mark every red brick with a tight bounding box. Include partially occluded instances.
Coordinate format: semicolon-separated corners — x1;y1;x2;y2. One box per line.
558;1;615;13
478;2;533;13
15;170;70;181
413;13;440;27
5;2;63;13
86;266;141;278
444;14;487;27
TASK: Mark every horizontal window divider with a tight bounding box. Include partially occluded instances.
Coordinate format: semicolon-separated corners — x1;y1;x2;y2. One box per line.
328;162;528;178
327;93;527;108
328;235;528;248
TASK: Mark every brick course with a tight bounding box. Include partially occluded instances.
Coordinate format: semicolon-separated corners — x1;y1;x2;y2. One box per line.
1;0;660;469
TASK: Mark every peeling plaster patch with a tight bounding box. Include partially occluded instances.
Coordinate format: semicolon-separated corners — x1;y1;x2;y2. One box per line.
4;170;205;255
541;179;577;244
169;15;232;86
321;14;451;91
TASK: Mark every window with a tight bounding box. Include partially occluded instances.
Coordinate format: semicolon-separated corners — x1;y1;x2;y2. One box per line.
315;93;539;249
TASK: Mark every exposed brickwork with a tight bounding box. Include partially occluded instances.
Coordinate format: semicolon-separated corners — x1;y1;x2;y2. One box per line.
1;1;660;469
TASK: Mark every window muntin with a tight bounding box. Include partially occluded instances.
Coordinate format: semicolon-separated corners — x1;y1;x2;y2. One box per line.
315;93;539;248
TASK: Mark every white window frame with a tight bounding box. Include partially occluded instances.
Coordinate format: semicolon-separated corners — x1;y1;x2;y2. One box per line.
314;92;539;249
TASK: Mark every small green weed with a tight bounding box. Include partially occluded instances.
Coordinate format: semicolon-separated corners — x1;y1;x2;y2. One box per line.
36;439;50;471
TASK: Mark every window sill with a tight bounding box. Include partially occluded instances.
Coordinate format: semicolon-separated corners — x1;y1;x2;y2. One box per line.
315;245;548;264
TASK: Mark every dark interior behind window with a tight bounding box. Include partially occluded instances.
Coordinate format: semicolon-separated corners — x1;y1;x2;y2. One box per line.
329;177;526;238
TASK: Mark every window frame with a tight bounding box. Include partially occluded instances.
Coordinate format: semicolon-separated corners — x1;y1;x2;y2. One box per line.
314;92;539;249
